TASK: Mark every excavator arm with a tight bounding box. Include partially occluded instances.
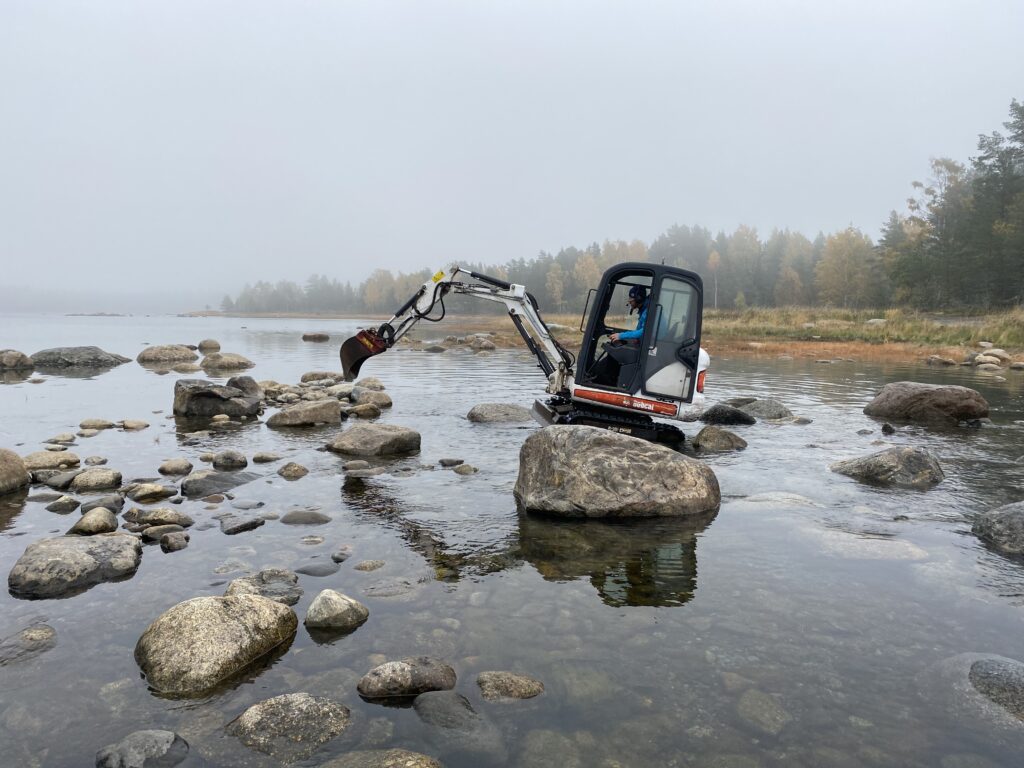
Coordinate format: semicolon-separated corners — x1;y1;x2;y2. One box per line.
339;264;575;393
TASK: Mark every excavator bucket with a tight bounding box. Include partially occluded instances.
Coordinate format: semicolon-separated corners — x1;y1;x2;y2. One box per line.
340;329;388;382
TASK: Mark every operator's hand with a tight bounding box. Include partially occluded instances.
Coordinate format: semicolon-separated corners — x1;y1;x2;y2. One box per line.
609;333;621;342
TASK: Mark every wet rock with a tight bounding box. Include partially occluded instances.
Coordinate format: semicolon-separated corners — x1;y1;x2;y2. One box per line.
923;653;1024;738
281;509;332;525
172;362;201;374
700;404;757;426
8;533;142;598
95;729;189;768
225;568;303;606
158;458;193;476
320;749;442;768
302;332;331;342
438;458;464;467
127;483;177;503
301;370;341;383
413;690;505;761
120;419;150;431
172;378;262;418
220;515;265;535
78;428;100;438
358;657;457;699
830;447;944;489
736;688;792;735
181;469;258;498
518;730;579;768
213;450;247;470
0;349;34;370
68;507;117;535
327;423;421;457
466;403;532;423
277;462;309;480
295;562;340;577
134;594;297;696
227;692;350;762
84;456;109;466
881;422;896;435
79;418;115;430
0;449;31;495
137;345;198;365
82;494;124;514
304;589;369;631
198;338;220;353
160;531;190;553
22;450;80;472
142;524;186;542
863;381;989;426
355;376;385;390
0;623;57;666
347;403;382;419
692;426;747;452
927;355;958;366
477;671;545;700
331;546;353;563
268;400;343;428
343;460;370;470
452;464;478;475
30;346;130;370
351;388;393;408
252;452;281;463
968;657;1024;721
972;501;1024;555
132;507;194;528
46;432;77;445
200;352;254;371
46;495;80;513
69;468;122;492
424;345;446;353
44;469;85;490
514;426;720;518
737;398;794;420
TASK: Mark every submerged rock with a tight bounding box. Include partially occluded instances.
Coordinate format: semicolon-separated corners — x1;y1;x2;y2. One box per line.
304;589;369;632
514;426;720;518
467;403;533;423
830;447;944;489
227;692;350;762
863;381;989;426
738;398;794;420
972;501;1024;555
477;671;545;700
302;332;331;342
134;594;297;696
95;729;189;768
268;400;343;428
327;423;421;457
0;622;57;666
181;469;258;497
413;690;505;761
737;688;793;735
281;509;332;525
226;568;303;606
319;749;442;768
8;533;142;599
358;657;457;699
922;653;1024;741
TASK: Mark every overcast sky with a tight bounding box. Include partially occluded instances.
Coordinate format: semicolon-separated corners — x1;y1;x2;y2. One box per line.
2;0;1022;312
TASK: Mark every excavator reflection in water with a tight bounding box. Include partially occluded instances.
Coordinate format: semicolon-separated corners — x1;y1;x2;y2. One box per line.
341;475;715;608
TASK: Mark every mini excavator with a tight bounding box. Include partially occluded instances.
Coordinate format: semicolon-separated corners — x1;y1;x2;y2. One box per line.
339;262;709;445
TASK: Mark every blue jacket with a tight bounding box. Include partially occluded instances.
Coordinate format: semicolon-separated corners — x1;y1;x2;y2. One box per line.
618;301;649;341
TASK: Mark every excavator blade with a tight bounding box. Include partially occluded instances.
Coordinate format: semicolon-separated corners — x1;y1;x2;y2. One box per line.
340;329;388;382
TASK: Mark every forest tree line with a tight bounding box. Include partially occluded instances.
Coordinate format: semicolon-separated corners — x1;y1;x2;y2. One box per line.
224;100;1023;315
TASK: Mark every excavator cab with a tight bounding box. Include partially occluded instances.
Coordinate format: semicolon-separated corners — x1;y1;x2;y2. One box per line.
577;263;704;405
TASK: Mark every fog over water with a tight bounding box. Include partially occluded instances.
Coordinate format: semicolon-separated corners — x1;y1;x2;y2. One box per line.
2;0;1022;312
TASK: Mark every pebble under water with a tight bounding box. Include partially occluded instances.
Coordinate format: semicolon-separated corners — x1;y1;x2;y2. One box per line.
2;314;1024;767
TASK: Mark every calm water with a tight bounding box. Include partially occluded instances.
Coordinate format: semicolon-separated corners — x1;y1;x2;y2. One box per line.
2;314;1024;767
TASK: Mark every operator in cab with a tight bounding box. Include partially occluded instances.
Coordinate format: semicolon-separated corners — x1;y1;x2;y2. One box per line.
610;286;650;343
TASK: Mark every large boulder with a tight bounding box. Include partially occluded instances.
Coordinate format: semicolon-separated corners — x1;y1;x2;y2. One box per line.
513;426;720;518
173;378;261;418
829;447;944;489
30;346;130;370
327;423;421;457
467;403;533;423
8;533;142;598
357;657;457;699
267;400;343;428
134;595;297;696
0;449;30;495
200;352;254;371
0;349;33;370
226;692;350;762
863;381;989;426
972;501;1024;555
136;345;198;365
95;729;189;768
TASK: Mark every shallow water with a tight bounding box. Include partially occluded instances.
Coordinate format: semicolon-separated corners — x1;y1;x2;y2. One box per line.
2;314;1024;767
